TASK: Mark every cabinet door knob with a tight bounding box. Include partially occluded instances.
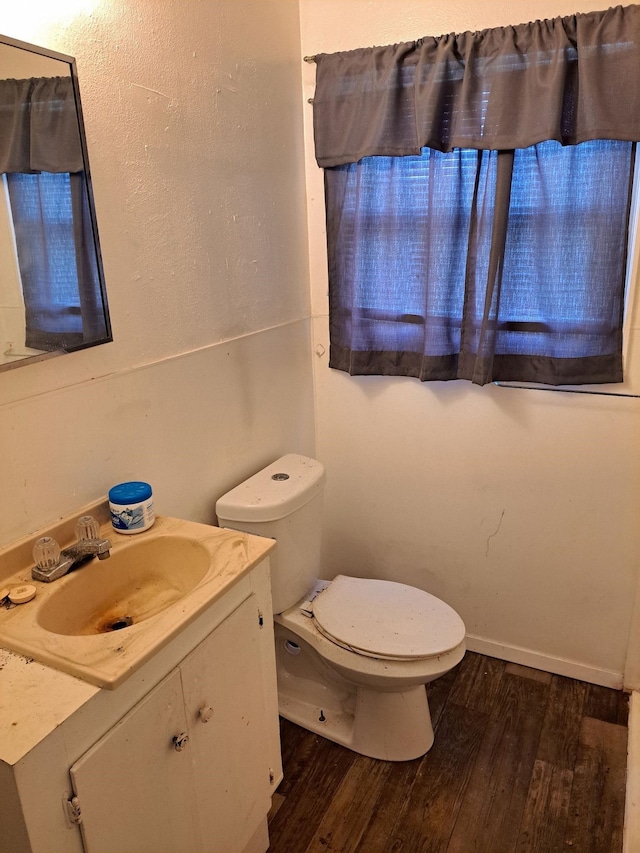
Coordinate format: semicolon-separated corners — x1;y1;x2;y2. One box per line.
198;705;214;723
172;732;189;751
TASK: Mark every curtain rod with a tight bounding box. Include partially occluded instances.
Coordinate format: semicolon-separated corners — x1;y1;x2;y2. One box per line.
305;55;317;102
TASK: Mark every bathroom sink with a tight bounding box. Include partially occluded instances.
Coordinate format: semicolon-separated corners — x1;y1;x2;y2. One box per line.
37;535;210;636
0;511;275;689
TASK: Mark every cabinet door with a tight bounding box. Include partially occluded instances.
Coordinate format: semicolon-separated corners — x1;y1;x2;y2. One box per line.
70;669;201;853
180;596;271;853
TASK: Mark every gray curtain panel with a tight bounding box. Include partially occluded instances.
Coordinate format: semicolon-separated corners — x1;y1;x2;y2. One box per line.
0;77;83;173
314;5;639;385
313;4;640;165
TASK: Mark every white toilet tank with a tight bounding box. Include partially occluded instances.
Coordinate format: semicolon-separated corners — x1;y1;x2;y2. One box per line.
215;454;325;614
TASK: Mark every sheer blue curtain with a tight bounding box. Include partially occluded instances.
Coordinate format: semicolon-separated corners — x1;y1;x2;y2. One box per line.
8;172;82;348
327;140;634;384
314;5;640;385
7;171;106;352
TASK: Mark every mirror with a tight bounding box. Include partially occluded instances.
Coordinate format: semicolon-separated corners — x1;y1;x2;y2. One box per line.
0;34;111;372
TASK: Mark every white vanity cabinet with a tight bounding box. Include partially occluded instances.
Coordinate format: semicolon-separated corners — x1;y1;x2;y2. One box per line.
0;559;281;853
71;597;273;853
72;667;200;853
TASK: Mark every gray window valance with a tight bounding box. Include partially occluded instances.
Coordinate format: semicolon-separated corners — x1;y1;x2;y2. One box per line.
312;4;640;167
0;76;83;174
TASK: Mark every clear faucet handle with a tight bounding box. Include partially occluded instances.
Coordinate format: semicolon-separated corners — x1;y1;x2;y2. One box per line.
75;515;100;541
33;536;61;569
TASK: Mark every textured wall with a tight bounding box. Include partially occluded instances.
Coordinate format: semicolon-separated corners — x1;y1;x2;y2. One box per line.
0;0;314;542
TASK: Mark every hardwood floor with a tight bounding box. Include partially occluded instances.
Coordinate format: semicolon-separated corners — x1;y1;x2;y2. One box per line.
267;653;628;853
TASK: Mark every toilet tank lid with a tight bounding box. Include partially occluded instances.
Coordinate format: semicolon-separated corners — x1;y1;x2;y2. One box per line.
216;454;325;523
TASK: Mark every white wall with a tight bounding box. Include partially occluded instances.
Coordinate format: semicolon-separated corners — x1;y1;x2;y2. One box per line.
0;0;315;544
301;0;640;687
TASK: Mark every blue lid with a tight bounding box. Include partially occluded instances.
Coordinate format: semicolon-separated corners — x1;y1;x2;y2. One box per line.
108;481;152;505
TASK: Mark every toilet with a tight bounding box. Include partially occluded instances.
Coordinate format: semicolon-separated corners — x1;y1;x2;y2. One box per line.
215;453;466;761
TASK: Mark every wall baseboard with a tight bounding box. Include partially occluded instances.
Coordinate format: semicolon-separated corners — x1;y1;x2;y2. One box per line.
466;634;623;689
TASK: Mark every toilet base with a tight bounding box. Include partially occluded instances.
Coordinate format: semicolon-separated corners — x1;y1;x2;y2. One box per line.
279;683;434;761
286;686;433;761
276;621;436;762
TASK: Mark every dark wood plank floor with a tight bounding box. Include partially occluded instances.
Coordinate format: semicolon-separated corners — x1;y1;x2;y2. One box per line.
267;652;628;853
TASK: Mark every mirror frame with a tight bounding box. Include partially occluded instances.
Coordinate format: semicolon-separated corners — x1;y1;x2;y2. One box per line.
0;33;111;372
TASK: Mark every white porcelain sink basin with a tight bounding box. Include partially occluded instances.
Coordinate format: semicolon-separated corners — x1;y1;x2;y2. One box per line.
37;535;211;637
0;512;275;688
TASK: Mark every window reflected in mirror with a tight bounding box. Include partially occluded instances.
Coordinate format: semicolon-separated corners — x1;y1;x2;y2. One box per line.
0;35;111;371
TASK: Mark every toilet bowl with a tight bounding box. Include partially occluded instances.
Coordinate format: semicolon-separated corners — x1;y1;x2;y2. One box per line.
216;454;466;762
275;577;465;760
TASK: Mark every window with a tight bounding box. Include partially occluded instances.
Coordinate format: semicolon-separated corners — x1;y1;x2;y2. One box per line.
6;171;105;352
8;173;82;336
326;139;635;385
311;5;640;386
0;73;111;360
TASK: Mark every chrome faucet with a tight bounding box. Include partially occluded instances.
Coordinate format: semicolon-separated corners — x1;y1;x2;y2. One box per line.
32;515;111;583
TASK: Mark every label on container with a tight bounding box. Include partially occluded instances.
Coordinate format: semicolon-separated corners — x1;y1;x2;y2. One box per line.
110;499;155;534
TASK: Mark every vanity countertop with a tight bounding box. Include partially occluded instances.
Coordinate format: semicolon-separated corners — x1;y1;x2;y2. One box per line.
0;503;275;768
0;648;97;767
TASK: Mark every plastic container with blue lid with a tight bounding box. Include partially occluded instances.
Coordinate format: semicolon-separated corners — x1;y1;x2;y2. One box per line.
108;481;154;534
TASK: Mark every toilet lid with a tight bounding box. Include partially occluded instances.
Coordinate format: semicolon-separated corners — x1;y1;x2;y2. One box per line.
312;575;466;660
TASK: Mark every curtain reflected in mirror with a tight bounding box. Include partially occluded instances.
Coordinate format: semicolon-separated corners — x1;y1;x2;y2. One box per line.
0;37;111;371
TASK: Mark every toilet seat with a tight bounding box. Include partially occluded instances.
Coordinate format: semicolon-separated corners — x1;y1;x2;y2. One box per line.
311;575;466;661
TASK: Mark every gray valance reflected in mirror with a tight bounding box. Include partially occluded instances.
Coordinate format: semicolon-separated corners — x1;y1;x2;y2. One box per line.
0;34;111;372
